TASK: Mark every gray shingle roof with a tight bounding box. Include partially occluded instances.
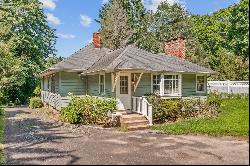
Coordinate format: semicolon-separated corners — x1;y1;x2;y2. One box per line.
45;44;111;71
84;45;215;74
40;43;214;76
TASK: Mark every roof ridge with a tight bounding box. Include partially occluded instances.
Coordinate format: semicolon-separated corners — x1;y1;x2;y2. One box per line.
105;46;130;69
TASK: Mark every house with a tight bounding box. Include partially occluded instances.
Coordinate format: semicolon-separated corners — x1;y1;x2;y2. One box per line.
40;32;214;127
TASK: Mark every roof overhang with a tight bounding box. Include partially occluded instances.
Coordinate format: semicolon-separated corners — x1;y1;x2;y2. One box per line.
81;68;216;75
39;68;85;77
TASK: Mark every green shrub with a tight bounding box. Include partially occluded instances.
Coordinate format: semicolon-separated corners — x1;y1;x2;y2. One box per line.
29;97;43;109
207;92;223;107
147;95;221;124
0;92;7;106
0;107;4;116
60;95;117;125
33;86;41;97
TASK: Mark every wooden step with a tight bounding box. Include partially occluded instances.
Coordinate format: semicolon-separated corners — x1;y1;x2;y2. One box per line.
127;124;150;131
121;114;146;122
121;120;149;128
120;114;150;130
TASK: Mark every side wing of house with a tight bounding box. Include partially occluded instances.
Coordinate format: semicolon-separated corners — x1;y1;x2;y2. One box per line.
41;72;114;98
133;73;207;97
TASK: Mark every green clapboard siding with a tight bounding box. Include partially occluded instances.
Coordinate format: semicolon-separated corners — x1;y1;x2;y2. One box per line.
87;73;112;98
134;73;152;96
55;73;59;93
182;74;207;97
59;72;85;97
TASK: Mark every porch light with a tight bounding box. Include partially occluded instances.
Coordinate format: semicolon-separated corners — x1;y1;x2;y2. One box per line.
131;79;135;85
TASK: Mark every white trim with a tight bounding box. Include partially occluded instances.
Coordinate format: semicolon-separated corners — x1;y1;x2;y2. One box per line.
112;72;120;92
99;73;105;95
196;74;206;93
151;73;182;97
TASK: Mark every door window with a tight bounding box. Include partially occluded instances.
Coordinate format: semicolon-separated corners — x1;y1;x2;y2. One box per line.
120;76;128;94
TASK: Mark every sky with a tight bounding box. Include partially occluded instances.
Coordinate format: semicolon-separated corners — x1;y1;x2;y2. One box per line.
39;0;240;57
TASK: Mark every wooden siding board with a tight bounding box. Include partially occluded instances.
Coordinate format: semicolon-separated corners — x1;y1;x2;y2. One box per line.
59;72;85;97
87;73;112;98
134;73;151;96
182;74;207;97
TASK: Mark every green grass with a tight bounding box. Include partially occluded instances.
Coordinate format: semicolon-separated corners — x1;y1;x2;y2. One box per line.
153;98;249;137
0;107;4;164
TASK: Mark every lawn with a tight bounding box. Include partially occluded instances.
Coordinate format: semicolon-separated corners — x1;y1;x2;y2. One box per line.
153;98;249;137
0;107;4;164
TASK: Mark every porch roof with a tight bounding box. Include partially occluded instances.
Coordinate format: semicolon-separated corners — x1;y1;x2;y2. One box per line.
82;45;215;75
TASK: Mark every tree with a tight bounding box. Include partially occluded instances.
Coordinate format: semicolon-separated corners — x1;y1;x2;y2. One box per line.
0;0;56;104
192;0;249;80
99;0;133;50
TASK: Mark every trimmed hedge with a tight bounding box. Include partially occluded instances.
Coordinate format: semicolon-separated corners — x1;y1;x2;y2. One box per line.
60;95;117;125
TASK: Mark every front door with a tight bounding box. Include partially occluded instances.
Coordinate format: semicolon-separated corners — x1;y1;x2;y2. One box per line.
116;73;131;110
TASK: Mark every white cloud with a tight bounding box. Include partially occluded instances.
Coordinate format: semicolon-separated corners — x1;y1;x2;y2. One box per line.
57;33;76;39
143;0;185;12
46;13;61;25
80;15;92;27
39;0;56;10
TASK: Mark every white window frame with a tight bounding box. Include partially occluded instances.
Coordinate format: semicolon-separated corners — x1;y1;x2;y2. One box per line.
99;74;105;95
163;74;181;96
151;73;182;96
196;74;206;93
151;74;161;95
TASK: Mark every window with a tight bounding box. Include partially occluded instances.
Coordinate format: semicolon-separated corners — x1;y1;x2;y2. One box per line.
152;75;161;94
51;75;55;93
47;77;50;91
164;75;179;95
196;75;205;92
120;76;128;94
99;74;105;95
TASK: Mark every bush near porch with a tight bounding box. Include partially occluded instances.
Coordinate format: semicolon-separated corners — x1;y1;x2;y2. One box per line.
146;92;224;124
59;95;117;125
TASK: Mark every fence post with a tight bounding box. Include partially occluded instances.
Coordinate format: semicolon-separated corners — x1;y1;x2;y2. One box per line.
227;80;230;94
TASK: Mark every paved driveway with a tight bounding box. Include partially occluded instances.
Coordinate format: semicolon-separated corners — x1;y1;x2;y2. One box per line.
3;107;249;165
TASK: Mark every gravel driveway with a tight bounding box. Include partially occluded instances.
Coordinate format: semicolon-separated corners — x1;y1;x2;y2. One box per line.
3;107;249;165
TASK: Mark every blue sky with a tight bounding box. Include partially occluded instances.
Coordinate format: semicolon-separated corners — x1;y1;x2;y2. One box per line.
40;0;239;57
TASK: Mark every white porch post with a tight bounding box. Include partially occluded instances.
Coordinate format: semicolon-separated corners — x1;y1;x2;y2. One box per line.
160;74;164;96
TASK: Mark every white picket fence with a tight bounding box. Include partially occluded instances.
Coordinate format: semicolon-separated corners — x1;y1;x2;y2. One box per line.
207;80;249;94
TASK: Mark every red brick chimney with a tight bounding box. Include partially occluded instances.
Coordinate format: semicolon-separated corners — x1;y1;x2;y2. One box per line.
165;37;185;59
93;32;101;48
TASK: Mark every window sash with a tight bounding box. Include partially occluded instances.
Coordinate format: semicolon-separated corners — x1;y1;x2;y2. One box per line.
152;75;161;94
120;76;128;94
164;75;180;95
152;74;181;96
196;75;205;92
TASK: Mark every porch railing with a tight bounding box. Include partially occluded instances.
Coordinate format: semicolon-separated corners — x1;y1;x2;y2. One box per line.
41;91;70;111
132;96;153;126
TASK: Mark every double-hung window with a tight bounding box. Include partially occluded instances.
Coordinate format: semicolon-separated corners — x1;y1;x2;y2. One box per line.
196;75;205;92
99;74;105;95
152;75;161;94
164;75;180;95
